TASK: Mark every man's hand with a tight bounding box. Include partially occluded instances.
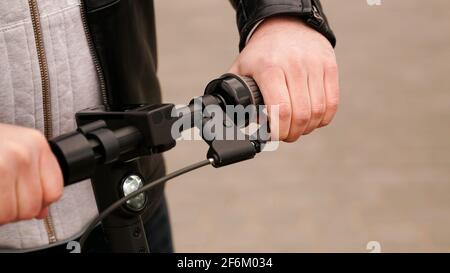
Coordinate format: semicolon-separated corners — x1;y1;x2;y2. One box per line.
0;123;63;225
229;16;340;142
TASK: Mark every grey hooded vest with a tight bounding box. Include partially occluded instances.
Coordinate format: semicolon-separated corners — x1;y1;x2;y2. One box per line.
0;0;100;249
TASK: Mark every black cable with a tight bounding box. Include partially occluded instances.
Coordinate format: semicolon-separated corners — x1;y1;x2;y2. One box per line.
78;159;213;250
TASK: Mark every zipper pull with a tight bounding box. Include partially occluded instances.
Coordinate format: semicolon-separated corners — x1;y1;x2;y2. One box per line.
306;4;324;29
312;5;324;24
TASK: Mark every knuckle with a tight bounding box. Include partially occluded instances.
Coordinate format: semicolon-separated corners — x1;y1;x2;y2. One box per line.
40;154;64;204
328;100;339;113
311;104;326;119
285;133;301;143
327;94;339;107
277;103;292;122
54;174;64;195
327;96;340;109
55;187;63;201
303;125;316;135
21;201;41;220
51;163;64;200
321;118;332;127
30;206;41;219
19;209;34;221
292;111;310;126
9;144;32;166
44;180;63;203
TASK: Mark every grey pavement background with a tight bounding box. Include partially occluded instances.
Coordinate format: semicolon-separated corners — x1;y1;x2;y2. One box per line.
154;0;450;252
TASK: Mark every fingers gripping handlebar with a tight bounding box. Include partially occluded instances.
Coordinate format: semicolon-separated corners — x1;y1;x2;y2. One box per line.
49;74;266;186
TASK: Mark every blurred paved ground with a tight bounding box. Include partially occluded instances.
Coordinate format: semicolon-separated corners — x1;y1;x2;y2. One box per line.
154;0;450;252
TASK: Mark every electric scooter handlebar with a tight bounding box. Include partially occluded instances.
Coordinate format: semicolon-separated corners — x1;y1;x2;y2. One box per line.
49;74;265;186
46;74;267;253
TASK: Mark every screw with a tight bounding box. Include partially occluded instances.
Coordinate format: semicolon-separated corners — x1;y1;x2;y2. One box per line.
133;227;141;238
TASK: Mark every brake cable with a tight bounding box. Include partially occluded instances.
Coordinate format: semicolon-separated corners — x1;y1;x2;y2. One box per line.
78;159;213;250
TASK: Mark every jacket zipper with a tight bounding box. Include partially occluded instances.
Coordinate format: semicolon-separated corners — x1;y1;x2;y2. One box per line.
27;0;57;244
79;0;108;106
312;5;324;23
304;2;324;31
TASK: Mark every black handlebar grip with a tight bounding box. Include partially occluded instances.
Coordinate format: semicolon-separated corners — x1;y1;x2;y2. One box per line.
204;73;264;107
49;131;97;185
235;75;264;106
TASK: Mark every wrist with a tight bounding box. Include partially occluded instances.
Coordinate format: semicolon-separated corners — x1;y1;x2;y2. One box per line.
247;15;318;45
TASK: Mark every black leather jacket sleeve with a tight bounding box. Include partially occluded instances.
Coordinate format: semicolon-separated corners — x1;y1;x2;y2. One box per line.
229;0;336;51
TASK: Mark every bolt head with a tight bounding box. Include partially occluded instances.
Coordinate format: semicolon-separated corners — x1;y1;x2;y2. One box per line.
122;175;146;211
